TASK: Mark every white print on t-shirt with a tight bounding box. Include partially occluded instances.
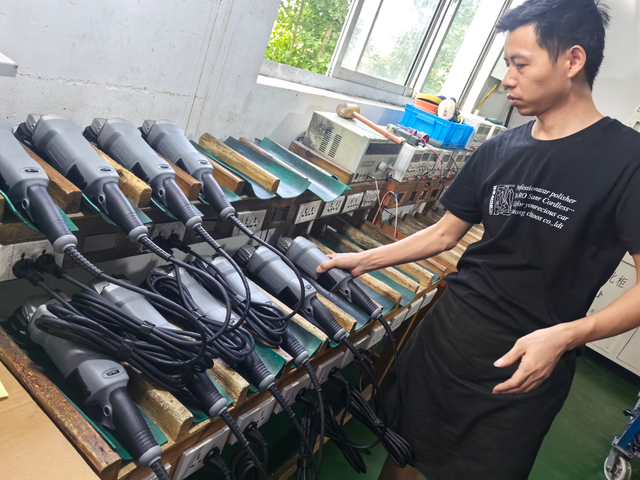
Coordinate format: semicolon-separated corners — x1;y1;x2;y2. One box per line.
488;184;577;229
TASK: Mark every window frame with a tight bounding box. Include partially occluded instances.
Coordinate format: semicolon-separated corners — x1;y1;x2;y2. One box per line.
261;0;515;106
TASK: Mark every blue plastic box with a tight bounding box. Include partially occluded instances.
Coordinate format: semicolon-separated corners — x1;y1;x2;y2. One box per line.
399;104;474;149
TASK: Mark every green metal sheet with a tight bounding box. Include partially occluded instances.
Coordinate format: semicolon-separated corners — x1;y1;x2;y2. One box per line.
354;278;395;315
288;321;323;358
0;189;78;232
224;138;311;198
191;141;276;200
317;237;416;306
258;138;350;202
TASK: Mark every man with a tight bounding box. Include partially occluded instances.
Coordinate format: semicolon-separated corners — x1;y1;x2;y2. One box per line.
317;0;640;478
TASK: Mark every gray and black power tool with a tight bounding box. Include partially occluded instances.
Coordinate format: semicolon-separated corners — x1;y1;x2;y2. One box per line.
15;114;148;242
208;256;309;366
276;237;382;320
140;120;235;220
8;295;164;470
233;245;347;343
86;118;203;231
88;278;229;418
0;118;77;253
151;265;276;392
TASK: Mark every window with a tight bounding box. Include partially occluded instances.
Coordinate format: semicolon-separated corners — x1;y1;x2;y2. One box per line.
264;0;513;103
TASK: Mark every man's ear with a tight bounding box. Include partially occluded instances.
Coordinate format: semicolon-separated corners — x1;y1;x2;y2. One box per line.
566;45;587;81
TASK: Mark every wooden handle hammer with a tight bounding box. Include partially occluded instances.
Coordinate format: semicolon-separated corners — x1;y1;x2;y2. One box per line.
336;103;403;145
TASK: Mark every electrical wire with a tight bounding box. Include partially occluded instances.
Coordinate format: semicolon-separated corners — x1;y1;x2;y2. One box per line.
150;460;171;480
476;82;498;112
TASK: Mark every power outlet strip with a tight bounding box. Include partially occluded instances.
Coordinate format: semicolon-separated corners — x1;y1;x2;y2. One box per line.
1;240;65;282
407;296;425;318
273;373;311;414
421;289;438;309
172;427;229;480
229;396;276;445
320;196;345;218
313;351;346;385
294;200;322;224
361;189;379;208
390;309;409;331
140;221;187;253
366;324;386;350
342;193;364;213
232;210;267;237
341;334;370;368
151;221;187;242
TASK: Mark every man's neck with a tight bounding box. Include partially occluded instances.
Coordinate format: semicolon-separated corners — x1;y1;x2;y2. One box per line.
532;90;604;141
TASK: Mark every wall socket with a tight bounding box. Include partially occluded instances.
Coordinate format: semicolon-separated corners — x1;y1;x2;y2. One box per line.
366;325;386;350
320;196;345;218
232;210;267;237
172;427;229;480
294;200;322;224
390;309;409;331
1;240;64;282
361;190;380;208
313;351;346;385
342;193;364;213
139;221;187;253
273;373;311;414
228;396;276;445
341;335;370;368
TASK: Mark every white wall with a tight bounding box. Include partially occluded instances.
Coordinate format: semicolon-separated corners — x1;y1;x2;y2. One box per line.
0;0;401;146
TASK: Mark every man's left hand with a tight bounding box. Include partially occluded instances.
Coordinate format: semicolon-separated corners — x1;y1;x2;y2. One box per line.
493;325;570;394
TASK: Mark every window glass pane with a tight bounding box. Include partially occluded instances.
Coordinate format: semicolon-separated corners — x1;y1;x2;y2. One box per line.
342;0;440;85
422;0;505;98
264;0;352;74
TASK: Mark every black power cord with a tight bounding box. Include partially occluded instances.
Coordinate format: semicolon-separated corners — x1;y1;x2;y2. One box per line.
150;459;171;480
328;370;413;468
205;447;232;480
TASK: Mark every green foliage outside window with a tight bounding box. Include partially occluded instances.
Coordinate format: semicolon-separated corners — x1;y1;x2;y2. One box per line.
264;0;352;74
422;0;480;95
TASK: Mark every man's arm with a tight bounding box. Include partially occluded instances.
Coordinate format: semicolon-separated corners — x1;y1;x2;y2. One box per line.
316;212;473;277
494;253;640;394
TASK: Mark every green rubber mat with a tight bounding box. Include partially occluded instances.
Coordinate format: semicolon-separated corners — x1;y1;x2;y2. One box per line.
83;194;152;225
0;189;79;233
317;237;416;307
224;138;311;198
288;321;323;357
192;141;276;200
21;343;167;461
249;342;288;393
354;278;395;315
198;185;242;206
258;138;350;202
183;372;233;422
306;275;370;330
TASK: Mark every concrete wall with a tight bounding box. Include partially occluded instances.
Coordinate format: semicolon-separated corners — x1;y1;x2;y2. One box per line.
0;0;401;146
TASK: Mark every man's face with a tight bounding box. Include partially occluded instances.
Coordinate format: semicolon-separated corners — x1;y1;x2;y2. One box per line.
502;24;573;117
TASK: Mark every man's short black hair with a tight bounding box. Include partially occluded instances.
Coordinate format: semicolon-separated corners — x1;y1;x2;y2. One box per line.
496;0;610;88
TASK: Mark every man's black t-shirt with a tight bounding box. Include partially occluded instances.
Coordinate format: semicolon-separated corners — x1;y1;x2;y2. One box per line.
440;117;640;335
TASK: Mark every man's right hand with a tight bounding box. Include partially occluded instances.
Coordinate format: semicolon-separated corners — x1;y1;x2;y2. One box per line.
316;251;369;278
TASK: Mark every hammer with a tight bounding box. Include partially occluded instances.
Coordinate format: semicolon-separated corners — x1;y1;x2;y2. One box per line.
336;103;403;145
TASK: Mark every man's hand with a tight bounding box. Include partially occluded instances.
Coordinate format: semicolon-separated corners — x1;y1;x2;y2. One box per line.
493;325;571;394
316;251;369;278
